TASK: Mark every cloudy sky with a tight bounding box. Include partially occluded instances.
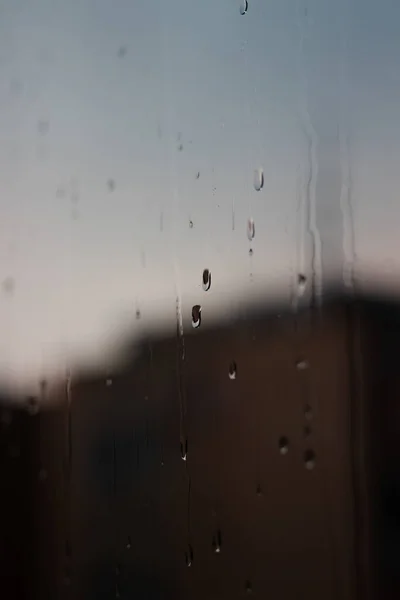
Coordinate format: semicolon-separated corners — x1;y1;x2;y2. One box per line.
0;0;399;391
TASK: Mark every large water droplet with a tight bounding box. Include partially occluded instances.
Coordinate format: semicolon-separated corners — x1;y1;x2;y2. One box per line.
304;449;316;470
279;436;289;455
253;167;264;191
212;529;222;554
297;274;307;296
247;218;255;241
180;439;188;461
192;305;202;328
202;269;211;291
240;0;249;16
185;545;194;567
228;361;237;380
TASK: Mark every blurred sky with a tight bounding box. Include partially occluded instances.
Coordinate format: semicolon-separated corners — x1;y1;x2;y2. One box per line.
0;0;399;391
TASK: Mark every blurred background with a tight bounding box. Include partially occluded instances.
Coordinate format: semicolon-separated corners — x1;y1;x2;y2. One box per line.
1;0;400;598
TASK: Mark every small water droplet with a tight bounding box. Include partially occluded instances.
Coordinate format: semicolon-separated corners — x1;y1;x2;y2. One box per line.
212;529;222;554
297;274;307;296
126;536;132;550
135;309;141;320
253;167;263;191
26;396;39;416
245;580;252;594
189;220;194;229
256;484;263;496
202;269;211;291
240;0;249;16
195;171;200;179
247;218;255;241
296;359;309;371
2;276;15;295
107;179;116;192
178;143;183;152
249;248;253;257
106;378;113;387
38;467;48;482
185;545;194;567
192;305;202;328
117;45;127;58
304;404;313;420
180;439;188;461
279;436;289;455
304;449;316;470
228;361;237;380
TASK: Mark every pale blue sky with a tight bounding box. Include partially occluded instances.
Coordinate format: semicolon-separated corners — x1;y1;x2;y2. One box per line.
0;0;399;392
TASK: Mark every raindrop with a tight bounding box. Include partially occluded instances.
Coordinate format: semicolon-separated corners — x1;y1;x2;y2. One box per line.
126;536;132;550
256;484;263;497
195;171;200;179
117;46;127;58
240;0;249;16
107;178;116;192
296;359;309;371
136;309;141;320
253;167;264;191
304;449;316;470
2;276;15;295
191;305;202;328
189;220;194;229
212;530;222;554
247;218;255;241
202;269;211;291
304;404;313;420
249;248;253;257
178;143;183;152
279;436;289;455
26;396;39;416
297;274;307;296
245;580;253;594
228;361;237;380
180;439;188;461
106;378;113;387
185;545;194;567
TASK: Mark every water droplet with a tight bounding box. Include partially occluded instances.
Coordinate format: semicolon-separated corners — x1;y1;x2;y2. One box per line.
212;529;222;554
247;218;255;241
185;545;194;567
107;178;116;192
178;143;183;152
189;220;194;229
192;305;202;328
202;269;211;291
240;0;249;16
304;449;316;470
106;378;113;387
117;46;127;58
245;580;253;594
249;248;253;257
38;467;48;482
296;359;309;371
2;276;15;295
26;396;39;416
297;274;307;296
256;484;263;496
279;436;289;455
304;404;313;420
126;536;132;550
180;439;188;461
37;120;49;135
253;167;264;191
135;309;141;320
228;361;237;380
195;171;200;179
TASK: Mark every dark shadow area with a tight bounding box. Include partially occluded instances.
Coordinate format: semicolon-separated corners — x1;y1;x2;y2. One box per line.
1;290;400;599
